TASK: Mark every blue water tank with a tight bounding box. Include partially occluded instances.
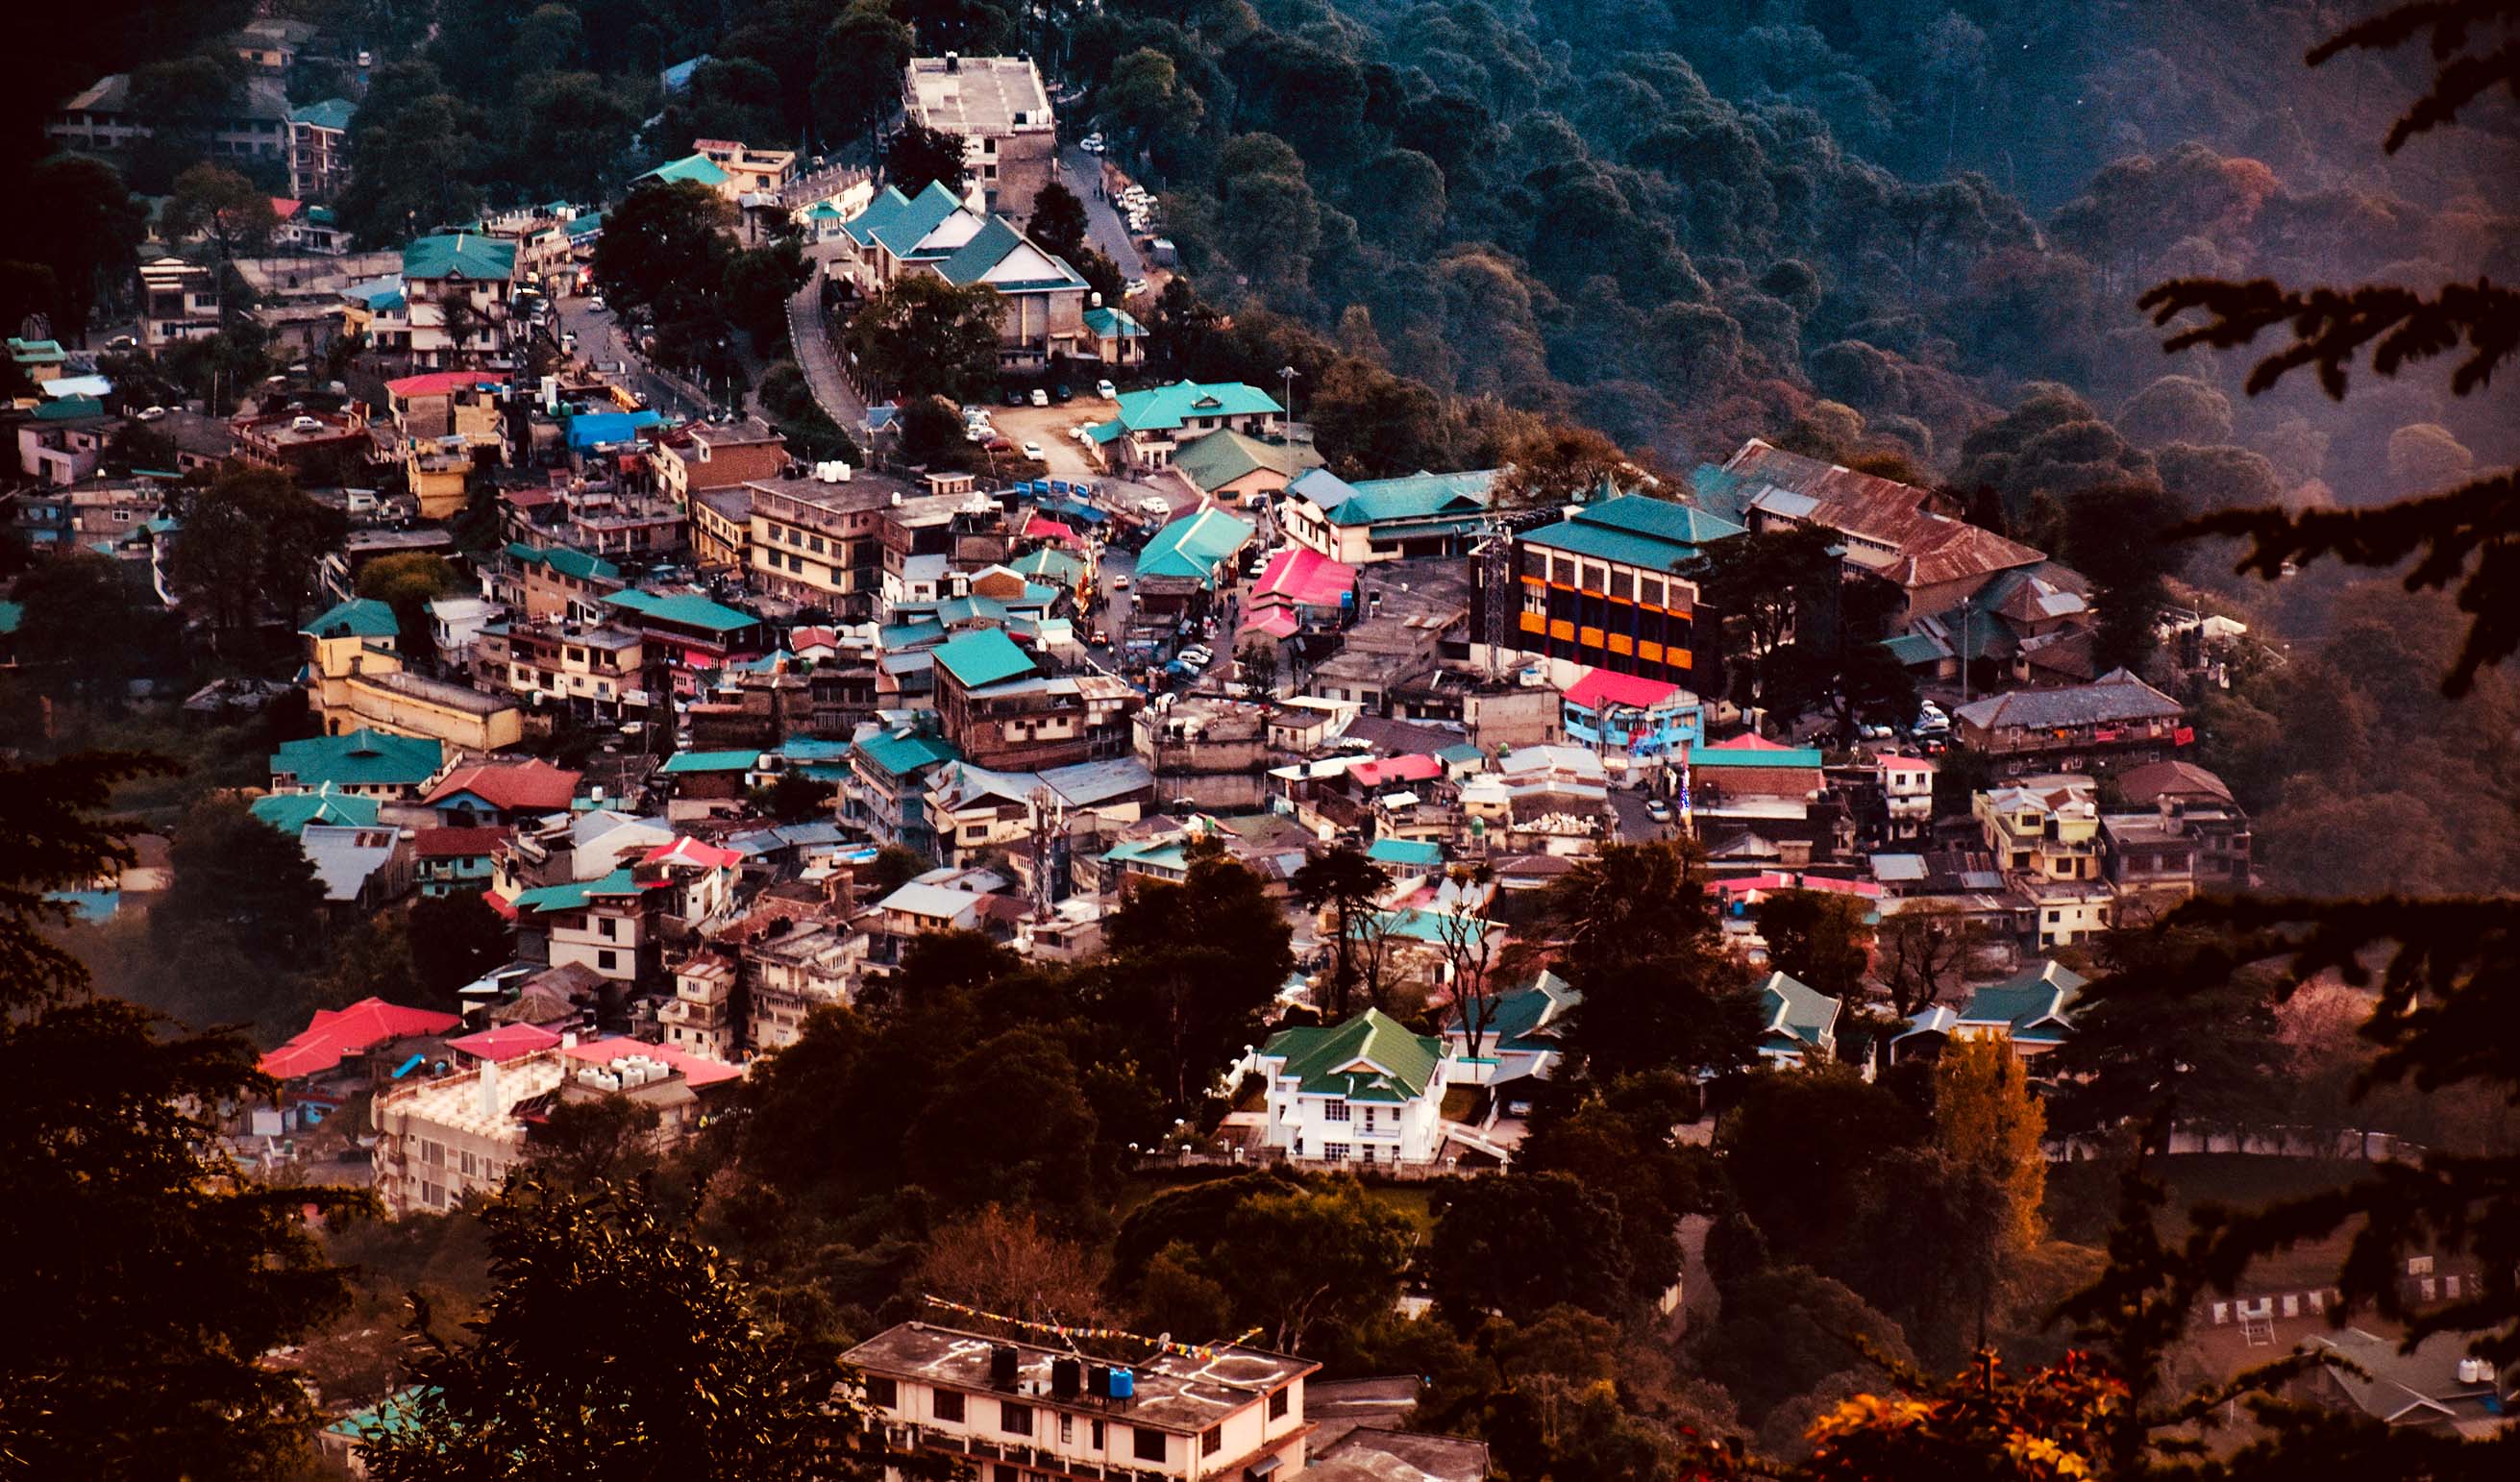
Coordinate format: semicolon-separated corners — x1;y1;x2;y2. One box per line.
1108;1369;1135;1399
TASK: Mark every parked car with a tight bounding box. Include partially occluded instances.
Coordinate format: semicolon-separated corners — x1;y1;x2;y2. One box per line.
1004;387;1025;407
106;334;136;353
1053;383;1073;402
136;405;166;420
1109;575;1130;591
1096;379;1117;400
589;295;606;312
1080;133;1105;154
1020;440;1045;460
1030;387;1050;407
1646;799;1672;823
1124;278;1149;298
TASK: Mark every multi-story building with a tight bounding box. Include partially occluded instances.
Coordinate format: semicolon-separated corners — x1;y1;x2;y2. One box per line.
288;97;355;201
744;469;932;617
847;1321;1318;1482
500;541;624;623
270;728;449;802
931;629;1142;773
837;182;1090;369
232;404;373;485
477;618;648;723
1877;753;1937;843
2114;760;2253;892
737;911;863;1051
846;727;962;855
654;416;789;507
600;589;768;685
1253;1008;1455;1172
372;234;521;369
49;73;290;166
1976;778;2101;882
902;55;1058;218
1952;668;2187;776
136;258;222;348
371;1039;742;1216
299;599;524;752
1087;382;1283;475
1480;495;1743;693
1280;468;1496;565
658;953;739;1061
383;370;508;519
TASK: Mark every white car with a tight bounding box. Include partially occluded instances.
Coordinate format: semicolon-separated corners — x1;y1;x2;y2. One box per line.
136;405;166;420
1124;278;1149;298
1646;799;1673;822
1020;440;1045;460
1030;388;1050;407
1096;379;1117;399
1080;133;1105;154
1180;648;1213;668
1108;576;1130;591
589;295;606;312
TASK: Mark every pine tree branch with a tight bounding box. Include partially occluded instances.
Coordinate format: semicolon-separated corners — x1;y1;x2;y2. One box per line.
2137;277;2520;398
2304;0;2520;151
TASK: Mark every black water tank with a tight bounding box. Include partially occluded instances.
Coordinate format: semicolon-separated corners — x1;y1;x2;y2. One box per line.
990;1345;1020;1387
1051;1357;1082;1398
1087;1364;1114;1398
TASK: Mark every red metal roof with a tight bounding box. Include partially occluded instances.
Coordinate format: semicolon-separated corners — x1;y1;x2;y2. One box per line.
445;1022;563;1062
414;825;510;857
425;759;581;813
1239;607;1300;639
566;1035;744;1088
643;836;742;871
385;369;509;399
1561;667;1680;711
1255;546;1357;608
1025;514;1079;544
259;997;461;1081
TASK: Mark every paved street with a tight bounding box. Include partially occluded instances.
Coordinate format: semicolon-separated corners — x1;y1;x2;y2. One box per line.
1062;147;1148;281
553;293;708;419
1608;782;1678;844
785;254;866;430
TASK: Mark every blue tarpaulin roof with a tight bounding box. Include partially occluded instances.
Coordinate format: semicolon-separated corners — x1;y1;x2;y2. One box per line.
565;408;663;450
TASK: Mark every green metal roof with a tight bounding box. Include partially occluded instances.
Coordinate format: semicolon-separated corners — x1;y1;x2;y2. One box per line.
271;729;443;788
1520;496;1742;572
1959;961;2087;1032
932;214;1087;290
1107;380;1282;433
301;598;401;641
1353;906;1496;946
931;628;1039;689
854;181;966;259
1137;506;1254;587
1757;970;1841;1049
1010;547;1085;584
658;749;759;775
510;866;645;913
1365;836;1444;868
508;542;619;581
1082;306;1146;339
1692;743;1823;769
1288;467;1493;526
638;153;729;188
290;97;355;131
1262;1008;1445;1103
33;397;105;422
604;588;757;633
402;233;518;282
0;601;23;635
1174;429;1321;493
1882;632;1946;667
1574;494;1746;546
855;729;959;778
8;336;66;364
250;785;382;832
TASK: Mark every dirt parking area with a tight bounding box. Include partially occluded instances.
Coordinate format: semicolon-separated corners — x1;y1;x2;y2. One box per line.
986;396;1117;478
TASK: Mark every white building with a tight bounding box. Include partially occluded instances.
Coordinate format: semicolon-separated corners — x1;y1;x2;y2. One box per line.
1251;1008;1452;1171
845;1321;1317;1482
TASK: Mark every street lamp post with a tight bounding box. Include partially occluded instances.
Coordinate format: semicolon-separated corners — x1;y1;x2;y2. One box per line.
1279;364;1298;433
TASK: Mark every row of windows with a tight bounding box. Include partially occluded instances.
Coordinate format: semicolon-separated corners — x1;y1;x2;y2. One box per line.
1528;551;1689;608
867;1378;1293;1456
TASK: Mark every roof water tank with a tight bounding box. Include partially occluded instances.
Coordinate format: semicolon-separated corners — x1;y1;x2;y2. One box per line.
1107;1368;1134;1400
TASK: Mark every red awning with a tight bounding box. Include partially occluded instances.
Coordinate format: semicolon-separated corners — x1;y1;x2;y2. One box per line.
1562;667;1679;712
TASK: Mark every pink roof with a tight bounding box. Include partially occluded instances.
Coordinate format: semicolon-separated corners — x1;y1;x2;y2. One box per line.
1255;546;1357;608
1877;753;1937;771
790;625;842;650
1025;514;1079;544
1714;873;1885;901
566;1035;744;1088
1349;753;1444;788
259;997;461;1080
386;369;509;399
1240;607;1300;639
1562;667;1680;712
270;196;303;219
643;836;742;871
427;759;581;812
1712;731;1795;751
445;1023;563;1062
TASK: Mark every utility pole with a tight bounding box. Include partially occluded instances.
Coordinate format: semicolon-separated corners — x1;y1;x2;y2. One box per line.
1958;596;1973;709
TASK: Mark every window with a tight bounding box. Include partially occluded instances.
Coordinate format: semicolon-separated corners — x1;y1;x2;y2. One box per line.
1091;1419;1104;1449
1322;1142;1351;1162
1000;1401;1032;1437
2045;909;2061;924
1058;1413;1074;1444
1202;1426;1222;1456
1362;1106;1376;1128
1134;1428;1168;1463
932;1390;966;1422
995;1468;1017;1482
1323;1100;1349;1123
864;1376;898;1409
599;917;617;939
598;950;618;971
1270;1388;1290;1420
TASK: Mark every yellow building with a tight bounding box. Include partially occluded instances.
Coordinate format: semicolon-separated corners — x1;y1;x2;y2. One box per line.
302;598;524;752
1975;778;2102;882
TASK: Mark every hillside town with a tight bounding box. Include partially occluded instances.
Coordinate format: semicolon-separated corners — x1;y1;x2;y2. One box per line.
5;4;2516;1479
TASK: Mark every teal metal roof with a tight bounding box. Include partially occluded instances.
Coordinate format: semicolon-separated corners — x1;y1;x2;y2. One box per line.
290;97;355;131
301;598;400;641
658;749;759;775
33;397;105;421
1262;1008;1445;1103
933;215;1086;290
856;181;967;259
855;729;959;777
1107;380;1282;434
605;588;758;633
402;233;517;282
1366;837;1444;868
1758;971;1841;1050
1883;632;1947;667
1082;306;1146;338
1692;743;1823;769
1959;961;2088;1032
638;153;729;188
510;866;646;913
1289;467;1493;526
508;541;619;582
272;729;443;788
1137;506;1254;587
1520;496;1742;572
250;786;382;832
0;601;20;635
1575;494;1746;546
931;628;1039;689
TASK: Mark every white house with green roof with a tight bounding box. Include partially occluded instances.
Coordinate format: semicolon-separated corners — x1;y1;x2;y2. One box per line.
1752;970;1842;1067
1173;427;1324;504
1254;1007;1454;1170
1088;381;1283;474
1281;467;1495;564
270;729;448;800
380;233;521;369
836;180;1089;367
